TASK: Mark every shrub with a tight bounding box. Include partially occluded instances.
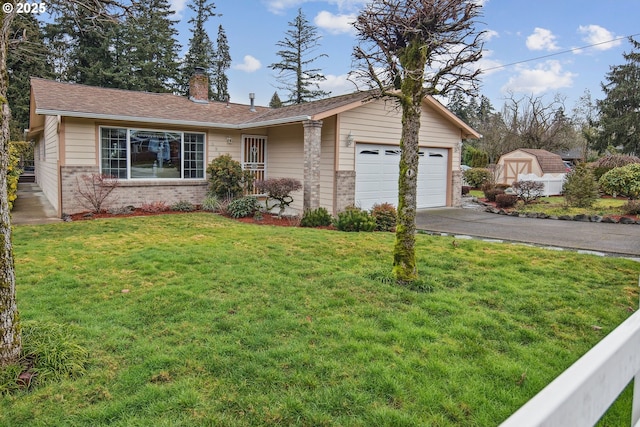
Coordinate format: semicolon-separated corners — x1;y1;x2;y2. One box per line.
300;207;333;227
495;194;518;208
591;155;640;180
461;186;471;196
334;207;376;232
463;167;492;188
255;178;302;217
462;146;489;168
599;164;640;199
563;163;600;208
171;201;196;212
140;201;169;213
74;173;119;213
201;195;221;212
622;200;640;216
512;180;545;204
206;154;254;199
227;196;259;218
7;143;21;210
108;205;134;215
484;188;504;202
371;202;397;232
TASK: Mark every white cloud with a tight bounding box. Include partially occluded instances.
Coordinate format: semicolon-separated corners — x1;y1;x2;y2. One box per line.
482;29;499;42
478;50;503;76
577;25;622;51
234;55;262;73
314;10;356;35
264;0;308;14
169;0;189;17
501;60;576;95
526;28;560;51
318;73;359;95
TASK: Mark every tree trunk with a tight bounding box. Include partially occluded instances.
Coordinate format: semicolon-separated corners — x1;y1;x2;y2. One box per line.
0;10;21;367
393;101;421;283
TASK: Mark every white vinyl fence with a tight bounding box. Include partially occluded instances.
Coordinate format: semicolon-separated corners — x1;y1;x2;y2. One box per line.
500;278;640;427
517;173;566;196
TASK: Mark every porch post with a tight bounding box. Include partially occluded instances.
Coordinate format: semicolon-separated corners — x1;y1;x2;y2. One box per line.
303;119;322;211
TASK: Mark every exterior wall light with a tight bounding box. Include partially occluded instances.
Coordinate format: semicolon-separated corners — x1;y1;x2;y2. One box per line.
346;131;354;147
226;136;232;144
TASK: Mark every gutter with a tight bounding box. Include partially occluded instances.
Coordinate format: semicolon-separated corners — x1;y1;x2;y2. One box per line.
36;108;312;130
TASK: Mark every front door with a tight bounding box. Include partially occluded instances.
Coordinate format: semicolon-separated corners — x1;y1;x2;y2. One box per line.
242;135;267;193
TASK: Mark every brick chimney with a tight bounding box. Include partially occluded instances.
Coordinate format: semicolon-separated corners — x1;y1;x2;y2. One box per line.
189;67;209;104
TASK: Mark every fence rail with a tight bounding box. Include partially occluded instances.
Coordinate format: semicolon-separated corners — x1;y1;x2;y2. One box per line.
500;279;640;426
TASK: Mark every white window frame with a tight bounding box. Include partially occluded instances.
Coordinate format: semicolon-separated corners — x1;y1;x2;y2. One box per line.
99;126;206;180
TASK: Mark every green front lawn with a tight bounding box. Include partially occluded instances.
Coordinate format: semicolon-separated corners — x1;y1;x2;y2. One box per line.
2;214;639;426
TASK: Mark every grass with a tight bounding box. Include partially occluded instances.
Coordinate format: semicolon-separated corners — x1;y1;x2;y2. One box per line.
2;213;639;426
468;190;632;217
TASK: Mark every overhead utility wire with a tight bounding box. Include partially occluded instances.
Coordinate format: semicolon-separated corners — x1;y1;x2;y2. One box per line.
482;33;640;72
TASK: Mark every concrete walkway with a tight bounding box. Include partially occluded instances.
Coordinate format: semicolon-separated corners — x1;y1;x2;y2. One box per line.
416;206;640;257
11;182;61;225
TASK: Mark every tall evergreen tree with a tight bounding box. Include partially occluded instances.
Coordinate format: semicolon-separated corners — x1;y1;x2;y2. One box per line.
269;91;283;108
269;8;329;105
124;0;181;93
181;0;218;97
212;25;231;101
7;14;53;140
594;37;640;155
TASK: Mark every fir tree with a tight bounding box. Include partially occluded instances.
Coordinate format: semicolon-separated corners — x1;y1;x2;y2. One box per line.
269;8;329;105
269;91;283;108
7;14;53;140
594;37;640;155
124;0;181;93
212;25;231;102
181;0;218;98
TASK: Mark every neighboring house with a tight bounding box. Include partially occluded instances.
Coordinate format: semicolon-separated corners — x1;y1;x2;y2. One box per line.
497;148;568;195
27;73;479;217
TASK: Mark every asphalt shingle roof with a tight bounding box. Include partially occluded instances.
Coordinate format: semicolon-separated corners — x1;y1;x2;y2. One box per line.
520;148;568;174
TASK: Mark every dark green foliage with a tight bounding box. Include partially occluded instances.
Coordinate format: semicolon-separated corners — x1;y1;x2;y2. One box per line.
269;8;329;105
201;195;221;212
593;37;640;155
334;207;376;232
207;154;254;199
269;91;283;108
181;0;218;97
8;14;53;140
512;180;545;204
212;25;231;102
463;168;492;188
622;200;640;215
371;202;397;231
171;201;196;212
463;145;489;168
563;163;600;208
300;207;333;227
227;196;259;218
495;194;518;208
591;155;640;180
599;163;640;199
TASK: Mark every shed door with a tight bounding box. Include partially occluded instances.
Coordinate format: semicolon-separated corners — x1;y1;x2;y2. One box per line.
503;160;532;184
355;144;448;210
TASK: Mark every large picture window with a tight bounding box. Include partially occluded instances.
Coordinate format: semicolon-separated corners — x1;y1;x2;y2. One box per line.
101;127;205;179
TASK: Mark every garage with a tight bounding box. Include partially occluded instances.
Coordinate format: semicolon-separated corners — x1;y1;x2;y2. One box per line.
355;143;449;210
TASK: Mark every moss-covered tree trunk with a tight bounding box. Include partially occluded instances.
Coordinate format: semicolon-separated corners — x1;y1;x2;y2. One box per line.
392;39;427;283
0;9;20;367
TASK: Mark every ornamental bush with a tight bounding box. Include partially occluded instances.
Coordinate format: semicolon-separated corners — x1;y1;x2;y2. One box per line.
7;143;21;210
591;154;640;180
495;194;518;208
563;163;600;208
170;200;196;212
484;188;504;202
463;167;492;188
300;207;333;227
598;163;640;199
206;154;254;199
622;200;640;216
512;180;545;204
334;207;376;232
255;178;302;217
371;202;397;232
227;196;260;218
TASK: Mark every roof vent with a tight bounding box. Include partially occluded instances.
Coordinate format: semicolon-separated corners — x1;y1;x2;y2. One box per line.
249;93;256;112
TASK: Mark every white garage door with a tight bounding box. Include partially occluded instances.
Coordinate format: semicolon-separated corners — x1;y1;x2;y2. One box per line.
355;144;448;211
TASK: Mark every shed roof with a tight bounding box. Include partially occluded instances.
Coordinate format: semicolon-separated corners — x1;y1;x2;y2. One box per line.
519;149;567;174
28;78;479;138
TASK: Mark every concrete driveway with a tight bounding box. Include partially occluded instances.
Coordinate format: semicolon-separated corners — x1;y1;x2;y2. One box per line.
416;207;640;257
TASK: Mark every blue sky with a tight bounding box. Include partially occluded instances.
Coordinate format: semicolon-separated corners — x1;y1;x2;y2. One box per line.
169;0;640;113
